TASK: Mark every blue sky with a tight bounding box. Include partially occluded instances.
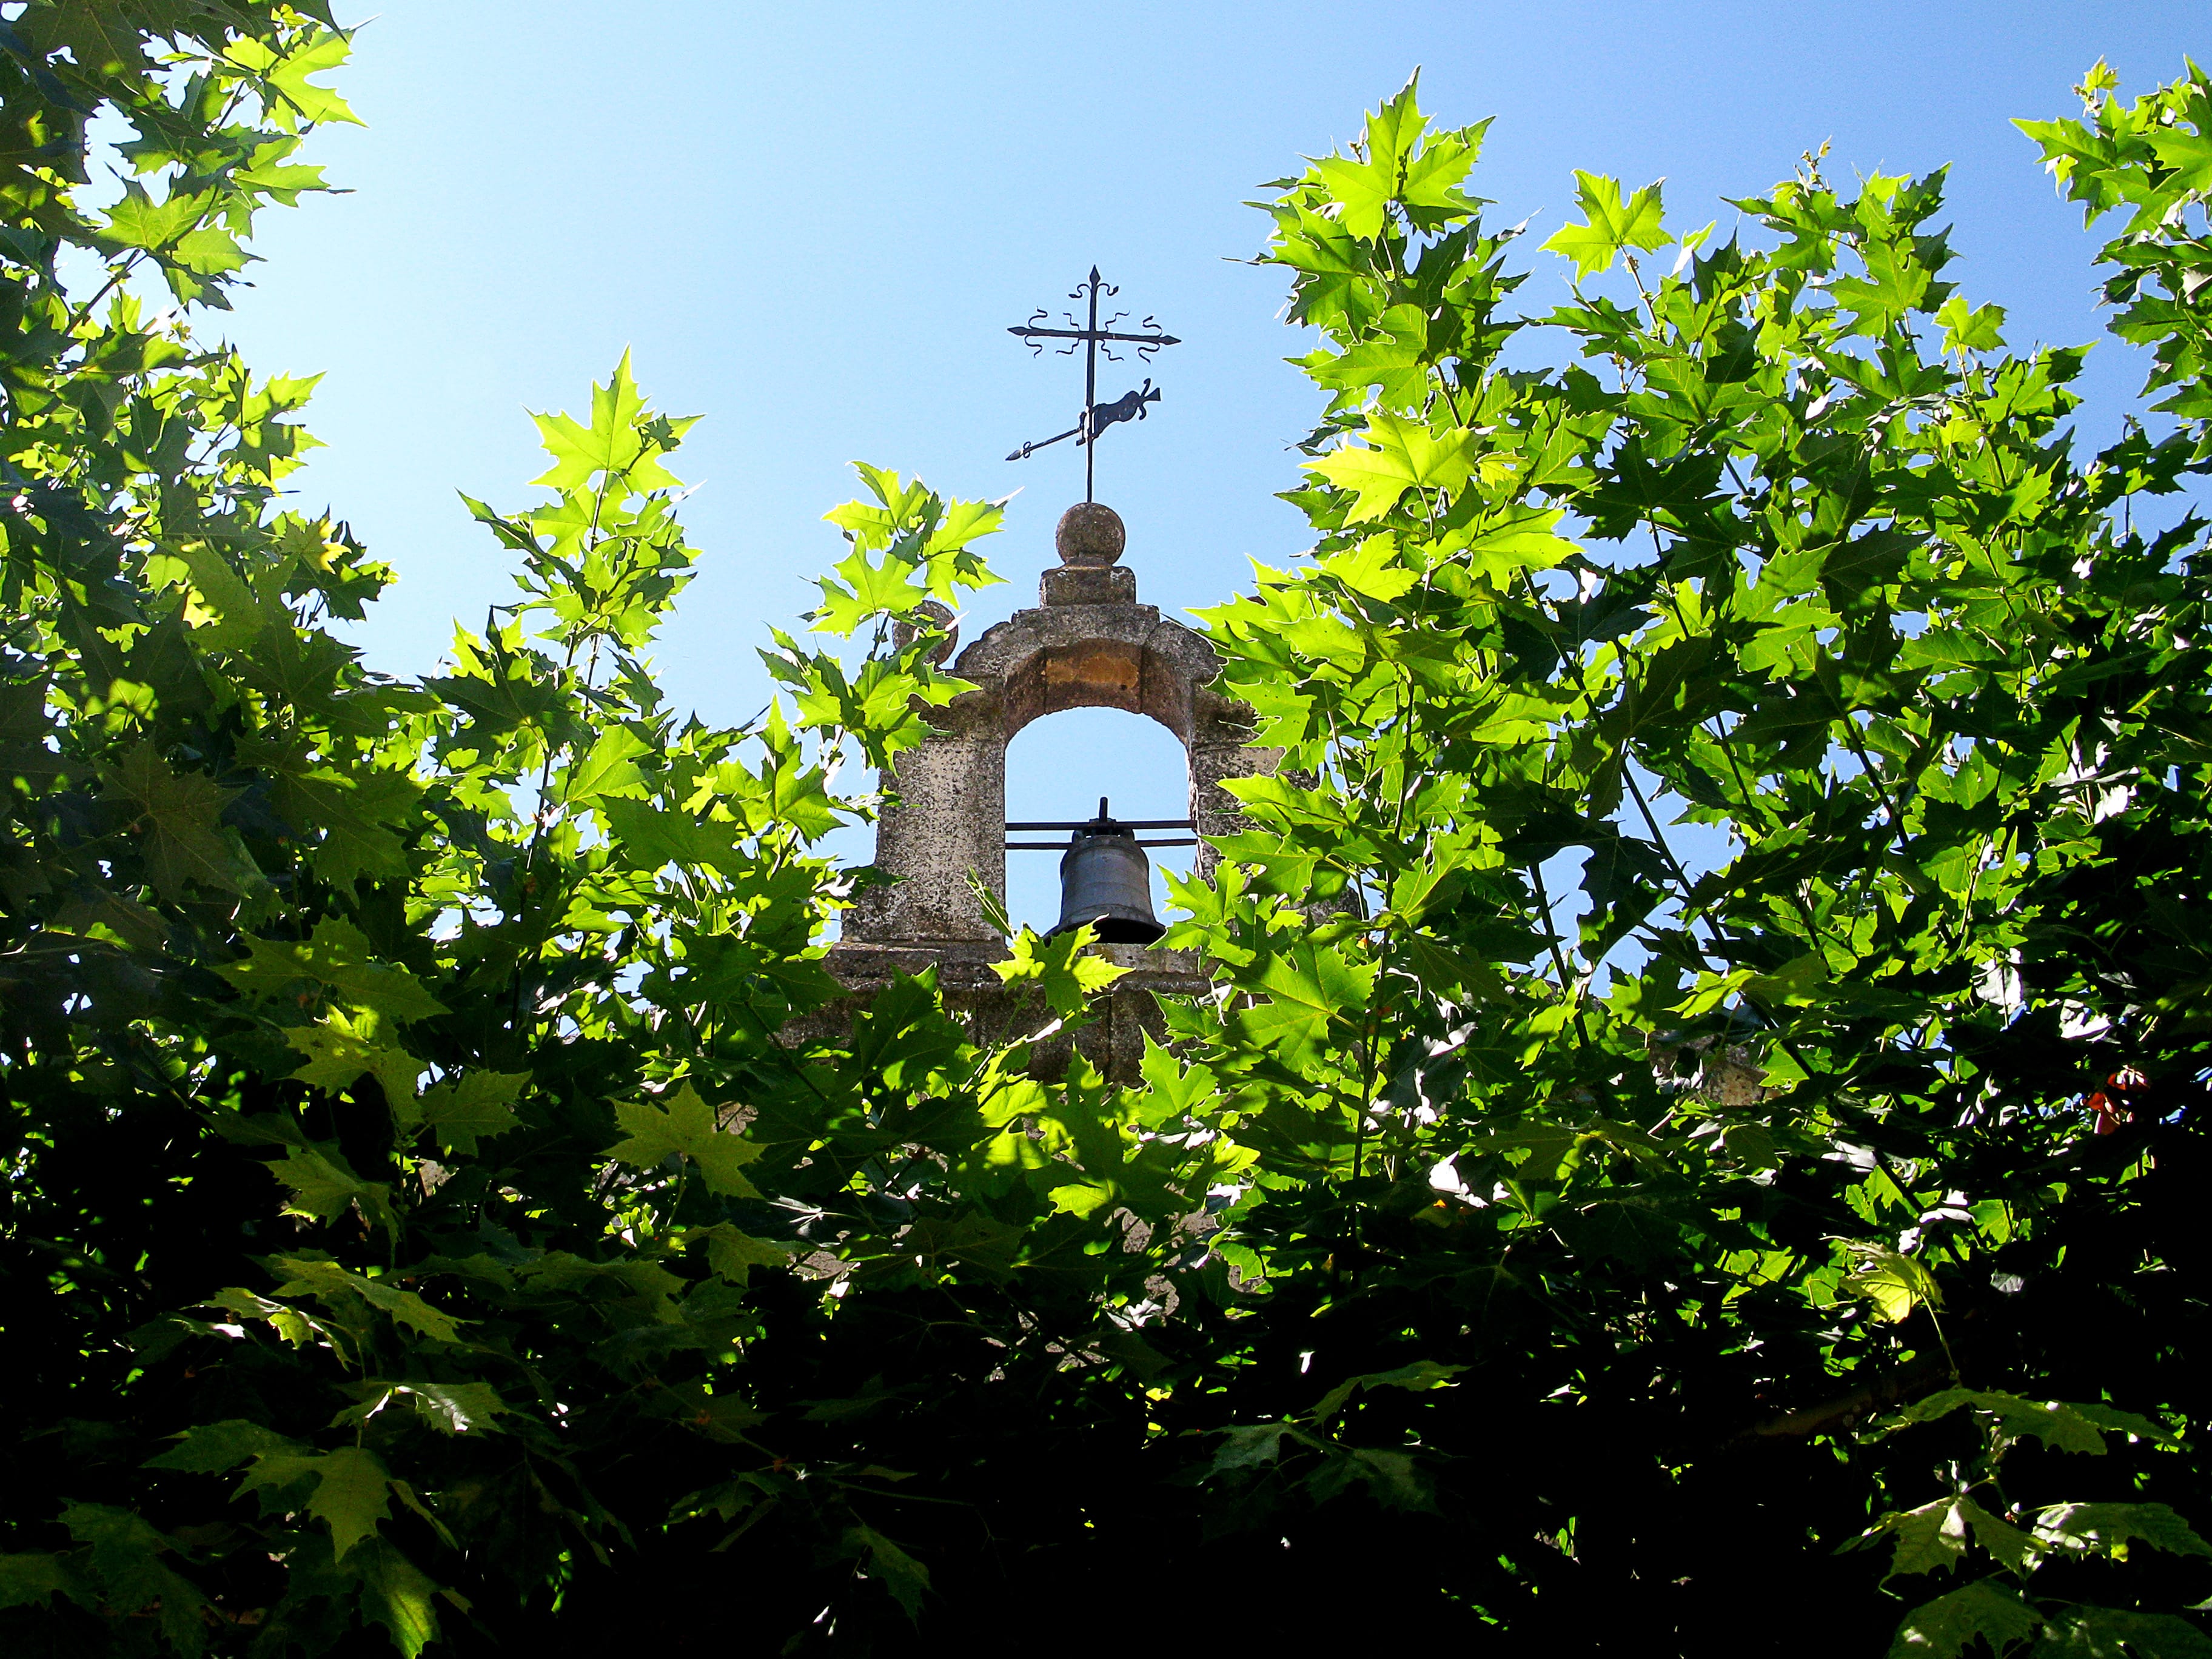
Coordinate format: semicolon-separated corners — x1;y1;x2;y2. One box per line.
208;2;2205;931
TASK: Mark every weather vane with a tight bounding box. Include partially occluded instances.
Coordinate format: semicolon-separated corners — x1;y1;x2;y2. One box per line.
1004;266;1179;503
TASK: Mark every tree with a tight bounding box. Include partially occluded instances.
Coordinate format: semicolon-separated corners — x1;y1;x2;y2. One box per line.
1165;62;2212;1655
1;11;2209;1654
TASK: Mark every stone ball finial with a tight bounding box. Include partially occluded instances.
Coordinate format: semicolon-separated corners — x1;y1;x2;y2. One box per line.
1055;502;1125;567
891;599;958;665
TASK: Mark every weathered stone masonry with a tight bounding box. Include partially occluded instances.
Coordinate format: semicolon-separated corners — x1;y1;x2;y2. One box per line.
815;503;1279;1079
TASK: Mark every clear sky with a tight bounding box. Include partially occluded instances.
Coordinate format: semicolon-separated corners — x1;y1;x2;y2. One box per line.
209;2;2206;932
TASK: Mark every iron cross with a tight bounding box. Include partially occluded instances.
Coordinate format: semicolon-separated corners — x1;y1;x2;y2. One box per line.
1004;266;1179;503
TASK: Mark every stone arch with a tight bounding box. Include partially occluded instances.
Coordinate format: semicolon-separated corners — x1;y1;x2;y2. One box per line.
841;511;1276;948
1001;706;1193;933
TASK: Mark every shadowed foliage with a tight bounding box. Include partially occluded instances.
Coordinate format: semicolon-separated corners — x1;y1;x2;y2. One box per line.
2;15;2211;1655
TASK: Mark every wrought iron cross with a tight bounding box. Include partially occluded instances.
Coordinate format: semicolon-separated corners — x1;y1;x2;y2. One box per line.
1004;266;1179;503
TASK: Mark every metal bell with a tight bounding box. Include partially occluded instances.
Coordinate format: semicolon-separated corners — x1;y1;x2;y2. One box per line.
1050;797;1164;945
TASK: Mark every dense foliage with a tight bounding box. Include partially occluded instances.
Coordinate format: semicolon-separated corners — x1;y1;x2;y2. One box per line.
2;8;2210;1654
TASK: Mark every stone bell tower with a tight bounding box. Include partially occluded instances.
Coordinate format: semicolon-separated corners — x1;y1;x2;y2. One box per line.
820;501;1279;1078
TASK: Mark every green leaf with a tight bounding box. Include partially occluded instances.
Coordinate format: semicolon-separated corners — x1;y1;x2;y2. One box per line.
1823;528;1920;607
1541;170;1670;279
344;1380;509;1436
268;1146;396;1237
170;224;249;276
306;1444;393;1560
1208;1421;1295;1474
1842;1242;1943;1324
288;764;421;886
1305;411;1484;522
145;1420;305;1473
62;1504;207;1650
1966;1502;2042;1575
598;798;746;872
1936;295;2008;355
102;742;247;900
1252;937;1376;1027
1899;1392;2113;1456
265;1255;468;1344
1310;1359;1467;1425
1561;1196;1684;1268
349;1537;442;1659
147;539;270;649
991;923;1130;1018
1900;630;2002;674
529;350;683;492
223;26;363;131
2068;1403;2184;1447
220;917;447;1024
1889;1580;2045;1659
416;1069;527;1156
2034;1503;2212;1561
561;725;652;803
1313;79;1426;240
1396;932;1504;999
1316;534;1419;602
1865;1498;2038;1580
0;1553;71;1613
845;1525;930;1623
809;545;931;637
1317;1445;1436;1512
49;893;167;950
19;0;155;77
691;1223;792;1287
1456;505;1580;581
285;1014;422;1117
2148;127;2212;193
2033;1607;2212;1658
608;1082;765;1197
97;179;201;255
1871;1498;1972;1580
1308;74;1481;240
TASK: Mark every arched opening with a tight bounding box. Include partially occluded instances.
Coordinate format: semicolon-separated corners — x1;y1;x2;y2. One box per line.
1002;708;1192;939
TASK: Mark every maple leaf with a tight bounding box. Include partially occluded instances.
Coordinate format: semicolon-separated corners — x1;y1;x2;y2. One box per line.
0;678;64;793
1450;505;1580;581
1305;411;1483;523
416;1070;528;1156
145;538;269;649
221;27;364;132
103;742;247;901
341;1380;509;1437
144;1419;305;1473
560;726;652;804
1886;1581;2042;1659
1841;1242;1943;1324
265;1254;468;1344
267;1145;397;1238
608;1082;764;1197
1312;73;1473;240
1541;170;1671;280
691;1223;793;1287
845;1526;931;1623
352;1536;441;1657
286;1010;423;1119
19;0;153;78
220;917;447;1024
808;545;932;637
305;1446;392;1560
991;923;1129;1017
50;893;167;950
529;351;689;493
